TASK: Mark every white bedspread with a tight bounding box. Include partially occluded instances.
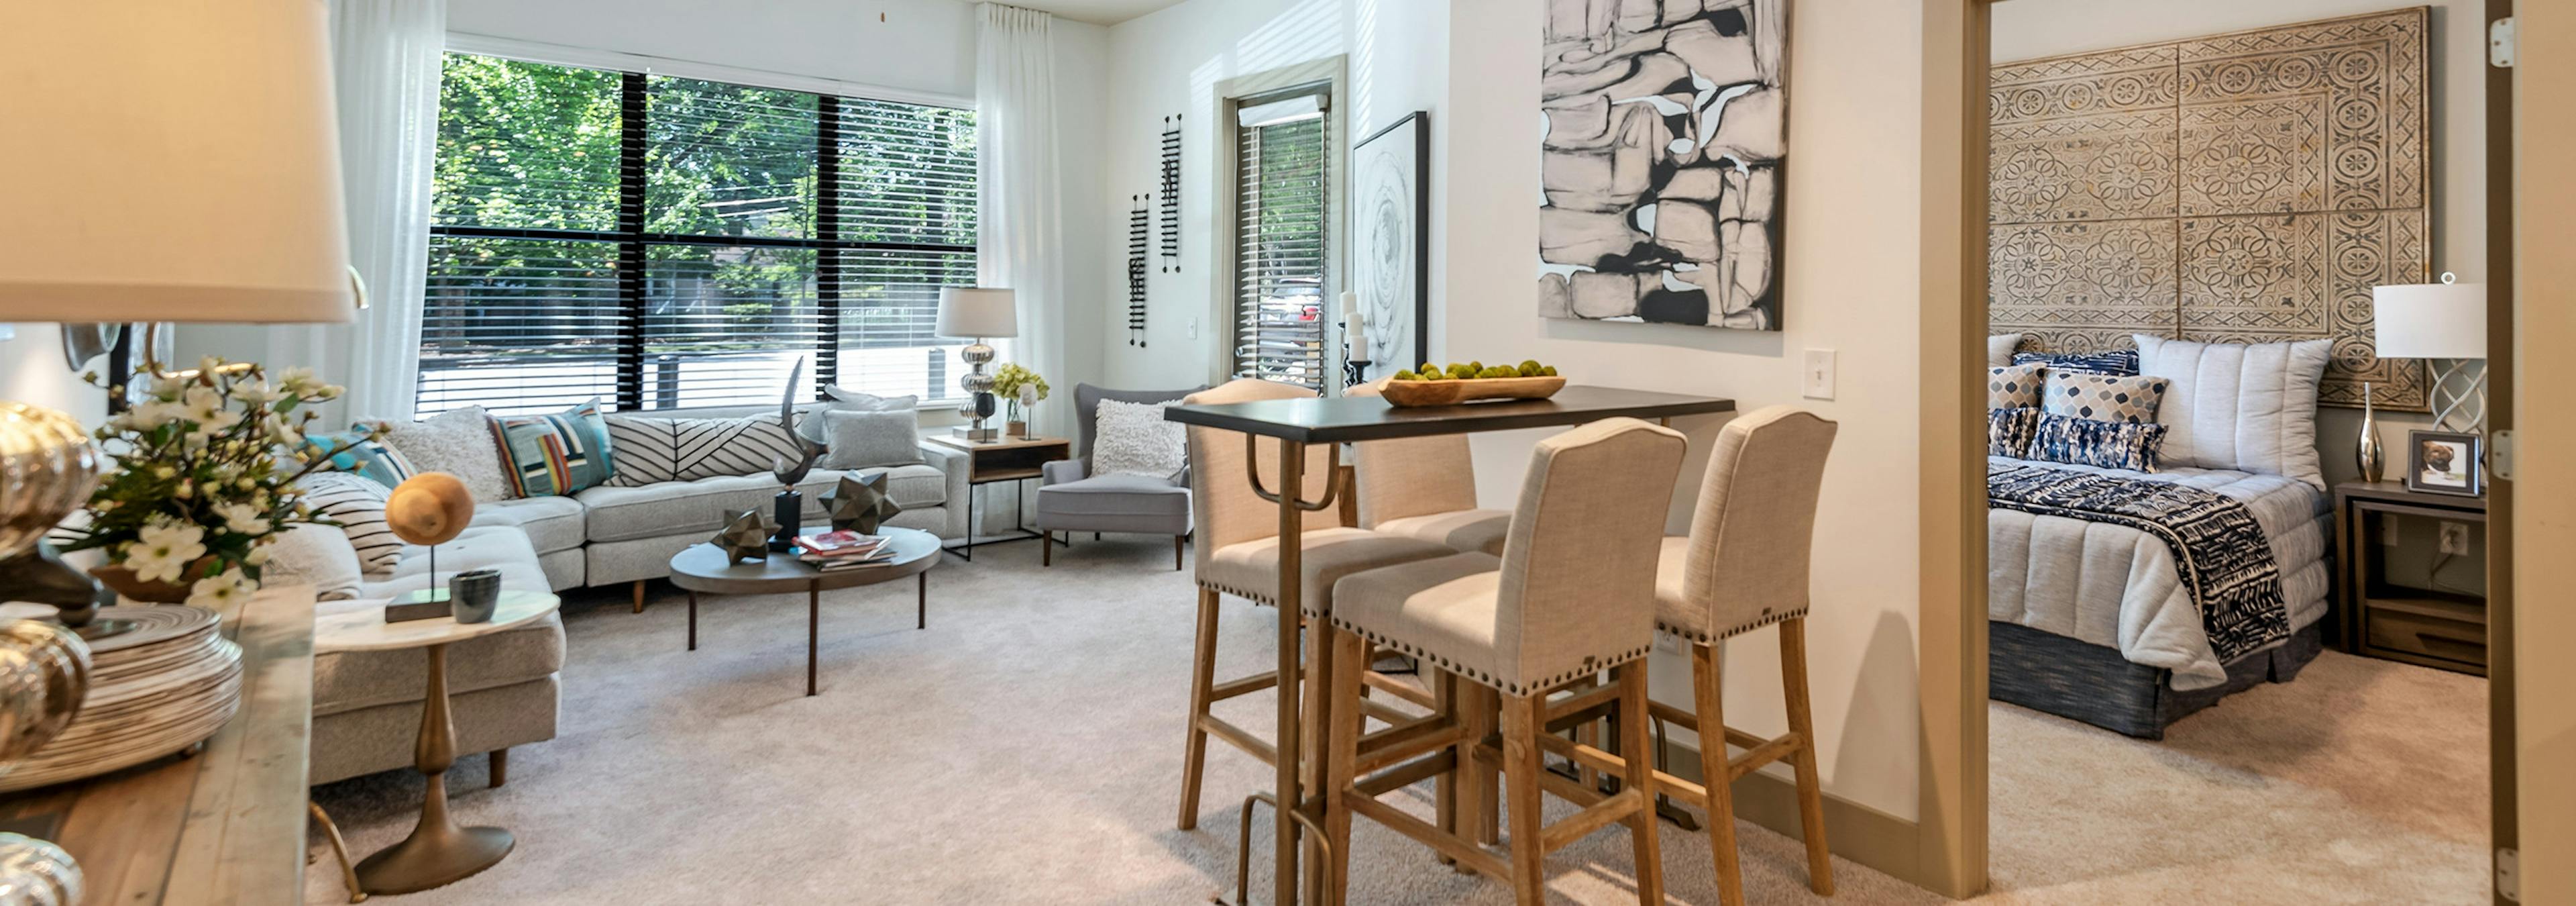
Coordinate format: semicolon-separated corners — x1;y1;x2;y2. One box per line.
1987;456;2329;691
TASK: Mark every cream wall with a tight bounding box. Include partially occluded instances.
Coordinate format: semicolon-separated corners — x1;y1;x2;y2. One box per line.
1446;0;1930;823
1093;0;1450;391
1992;0;2490;485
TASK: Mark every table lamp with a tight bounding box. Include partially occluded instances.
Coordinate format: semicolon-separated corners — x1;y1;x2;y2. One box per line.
0;1;354;887
2373;273;2488;434
936;288;1018;442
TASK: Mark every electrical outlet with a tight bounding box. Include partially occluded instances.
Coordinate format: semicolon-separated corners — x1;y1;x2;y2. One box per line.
1187;317;1199;340
1803;349;1837;399
2439;521;2471;556
2379;516;2400;547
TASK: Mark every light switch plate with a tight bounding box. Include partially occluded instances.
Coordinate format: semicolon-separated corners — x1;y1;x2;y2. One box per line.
1803;349;1837;399
1187;317;1199;340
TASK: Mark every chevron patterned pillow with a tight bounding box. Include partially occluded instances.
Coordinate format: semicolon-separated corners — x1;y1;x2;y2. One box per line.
603;413;809;487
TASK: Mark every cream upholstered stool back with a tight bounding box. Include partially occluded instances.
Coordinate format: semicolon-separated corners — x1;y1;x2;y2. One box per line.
1321;417;1686;906
1181;378;1340;579
1648;404;1841;905
1342;381;1511;556
1660;405;1841;642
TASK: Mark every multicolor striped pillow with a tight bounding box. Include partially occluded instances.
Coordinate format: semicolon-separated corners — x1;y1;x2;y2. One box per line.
489;399;618;497
305;425;415;489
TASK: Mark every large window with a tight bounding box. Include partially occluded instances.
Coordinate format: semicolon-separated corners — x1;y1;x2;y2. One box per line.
1231;87;1331;391
419;52;977;415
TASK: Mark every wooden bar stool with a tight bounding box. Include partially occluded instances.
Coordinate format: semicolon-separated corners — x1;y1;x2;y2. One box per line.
1344;382;1511;556
1173;379;1458;838
1322;417;1688;905
1652;406;1841;905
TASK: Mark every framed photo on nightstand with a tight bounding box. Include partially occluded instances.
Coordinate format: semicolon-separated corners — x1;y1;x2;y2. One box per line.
2404;430;2483;497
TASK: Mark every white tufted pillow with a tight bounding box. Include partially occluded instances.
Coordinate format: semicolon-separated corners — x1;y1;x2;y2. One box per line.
2133;335;2332;488
1090;399;1187;481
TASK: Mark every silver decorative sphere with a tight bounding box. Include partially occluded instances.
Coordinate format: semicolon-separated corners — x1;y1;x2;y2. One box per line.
0;833;80;906
959;342;996;366
0;621;87;770
959;372;997;394
0;405;99;560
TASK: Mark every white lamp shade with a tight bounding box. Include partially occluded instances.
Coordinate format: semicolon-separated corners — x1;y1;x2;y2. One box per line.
2372;280;2487;360
936;287;1018;339
0;2;354;324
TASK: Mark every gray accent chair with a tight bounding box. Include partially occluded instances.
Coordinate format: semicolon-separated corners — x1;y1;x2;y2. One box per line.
1034;383;1205;568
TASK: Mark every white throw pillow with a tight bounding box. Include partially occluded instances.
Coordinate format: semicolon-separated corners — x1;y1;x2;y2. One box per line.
2133;335;2332;488
382;406;518;501
1987;334;2025;367
260;523;364;601
1090;399;1187;481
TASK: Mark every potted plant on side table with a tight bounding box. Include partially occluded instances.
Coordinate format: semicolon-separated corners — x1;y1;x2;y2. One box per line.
60;360;365;605
989;362;1049;440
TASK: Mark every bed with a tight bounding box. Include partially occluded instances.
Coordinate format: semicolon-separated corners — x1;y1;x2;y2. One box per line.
1986;336;2336;738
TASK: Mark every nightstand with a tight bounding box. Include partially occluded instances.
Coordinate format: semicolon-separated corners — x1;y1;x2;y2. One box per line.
924;434;1071;560
2331;481;2489;675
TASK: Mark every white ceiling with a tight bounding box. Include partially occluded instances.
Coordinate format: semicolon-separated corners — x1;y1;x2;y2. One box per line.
1006;0;1185;26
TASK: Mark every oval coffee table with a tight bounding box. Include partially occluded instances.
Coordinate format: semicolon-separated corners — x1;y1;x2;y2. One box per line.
667;526;942;697
314;589;561;896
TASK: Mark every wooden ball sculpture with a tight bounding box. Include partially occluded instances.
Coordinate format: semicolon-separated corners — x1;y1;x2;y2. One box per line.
385;473;475;547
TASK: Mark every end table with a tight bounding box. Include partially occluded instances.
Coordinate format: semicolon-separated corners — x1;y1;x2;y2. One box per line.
2331;481;2489;674
924;434;1069;560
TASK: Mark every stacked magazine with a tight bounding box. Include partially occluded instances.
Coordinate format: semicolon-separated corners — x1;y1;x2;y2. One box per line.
796;530;897;572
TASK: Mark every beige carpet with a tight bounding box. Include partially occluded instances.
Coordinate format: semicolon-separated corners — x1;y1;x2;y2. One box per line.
306;538;2488;904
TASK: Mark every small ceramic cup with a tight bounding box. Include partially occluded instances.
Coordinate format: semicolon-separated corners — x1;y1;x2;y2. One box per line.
449;569;502;624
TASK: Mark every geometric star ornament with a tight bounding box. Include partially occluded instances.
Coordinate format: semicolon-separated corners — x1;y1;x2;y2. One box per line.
714;510;771;564
820;473;902;535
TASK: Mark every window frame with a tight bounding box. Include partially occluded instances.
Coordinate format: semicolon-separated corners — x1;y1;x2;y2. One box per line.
1210;58;1349;392
422;36;979;415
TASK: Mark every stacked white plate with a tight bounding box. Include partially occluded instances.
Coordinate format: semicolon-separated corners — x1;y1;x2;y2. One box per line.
0;607;241;792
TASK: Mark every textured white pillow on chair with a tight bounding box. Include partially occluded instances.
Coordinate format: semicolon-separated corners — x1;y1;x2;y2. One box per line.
2133;335;2332;488
1090;399;1187;481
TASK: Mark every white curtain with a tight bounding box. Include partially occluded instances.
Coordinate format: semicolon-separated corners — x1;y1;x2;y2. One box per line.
257;0;443;424
975;3;1069;438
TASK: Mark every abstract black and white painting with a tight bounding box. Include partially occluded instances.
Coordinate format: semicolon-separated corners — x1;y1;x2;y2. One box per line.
1539;0;1788;331
1352;111;1429;380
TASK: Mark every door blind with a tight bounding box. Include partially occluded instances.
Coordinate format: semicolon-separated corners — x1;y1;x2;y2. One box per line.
1233;89;1330;391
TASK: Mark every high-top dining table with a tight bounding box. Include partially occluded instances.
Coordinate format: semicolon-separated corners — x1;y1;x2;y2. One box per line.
1163;385;1735;906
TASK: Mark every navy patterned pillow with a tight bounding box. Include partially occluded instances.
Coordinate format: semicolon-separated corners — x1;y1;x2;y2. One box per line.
2029;413;2166;472
2014;349;2140;376
2043;370;2169;425
1987;407;2039;458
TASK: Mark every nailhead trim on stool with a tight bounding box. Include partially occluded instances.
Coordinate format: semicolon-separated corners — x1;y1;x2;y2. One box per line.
1330;616;1654;699
1656;605;1809;644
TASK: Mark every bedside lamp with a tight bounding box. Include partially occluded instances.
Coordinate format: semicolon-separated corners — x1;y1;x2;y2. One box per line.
2373;273;2488;434
936;288;1018;442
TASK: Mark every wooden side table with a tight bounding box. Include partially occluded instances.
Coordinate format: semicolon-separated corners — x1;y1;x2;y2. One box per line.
2331;481;2489;674
924;434;1070;560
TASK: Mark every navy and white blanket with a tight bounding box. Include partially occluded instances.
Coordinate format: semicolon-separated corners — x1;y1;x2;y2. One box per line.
1988;464;2290;662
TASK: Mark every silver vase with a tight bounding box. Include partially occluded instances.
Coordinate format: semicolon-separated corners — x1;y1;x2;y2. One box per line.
2357;381;2386;483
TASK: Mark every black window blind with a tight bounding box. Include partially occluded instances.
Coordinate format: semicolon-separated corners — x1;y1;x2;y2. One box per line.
421;53;978;416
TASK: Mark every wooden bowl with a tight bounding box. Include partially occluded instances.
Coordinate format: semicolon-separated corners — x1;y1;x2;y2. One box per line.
1377;376;1566;407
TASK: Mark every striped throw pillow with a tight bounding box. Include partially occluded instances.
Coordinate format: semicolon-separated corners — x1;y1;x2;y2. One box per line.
301;471;402;574
305;426;415;489
490;399;617;497
604;412;810;487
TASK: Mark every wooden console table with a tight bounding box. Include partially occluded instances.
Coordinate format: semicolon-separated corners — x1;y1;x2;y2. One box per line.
0;586;318;905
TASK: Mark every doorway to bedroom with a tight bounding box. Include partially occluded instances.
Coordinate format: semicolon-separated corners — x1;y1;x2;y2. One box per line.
1972;1;2505;901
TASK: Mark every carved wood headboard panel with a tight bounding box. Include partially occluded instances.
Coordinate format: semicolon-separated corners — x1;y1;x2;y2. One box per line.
1989;7;2432;411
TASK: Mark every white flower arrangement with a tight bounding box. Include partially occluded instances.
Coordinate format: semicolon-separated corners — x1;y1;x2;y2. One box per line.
62;359;370;607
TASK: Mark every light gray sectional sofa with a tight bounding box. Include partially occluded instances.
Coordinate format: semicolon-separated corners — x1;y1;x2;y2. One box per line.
468;404;970;599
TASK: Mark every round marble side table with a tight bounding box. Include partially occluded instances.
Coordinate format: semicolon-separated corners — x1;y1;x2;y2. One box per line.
314;590;559;895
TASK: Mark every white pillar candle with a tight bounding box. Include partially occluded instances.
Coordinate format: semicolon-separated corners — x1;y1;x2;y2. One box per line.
1340;290;1360;319
1347;315;1372;361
